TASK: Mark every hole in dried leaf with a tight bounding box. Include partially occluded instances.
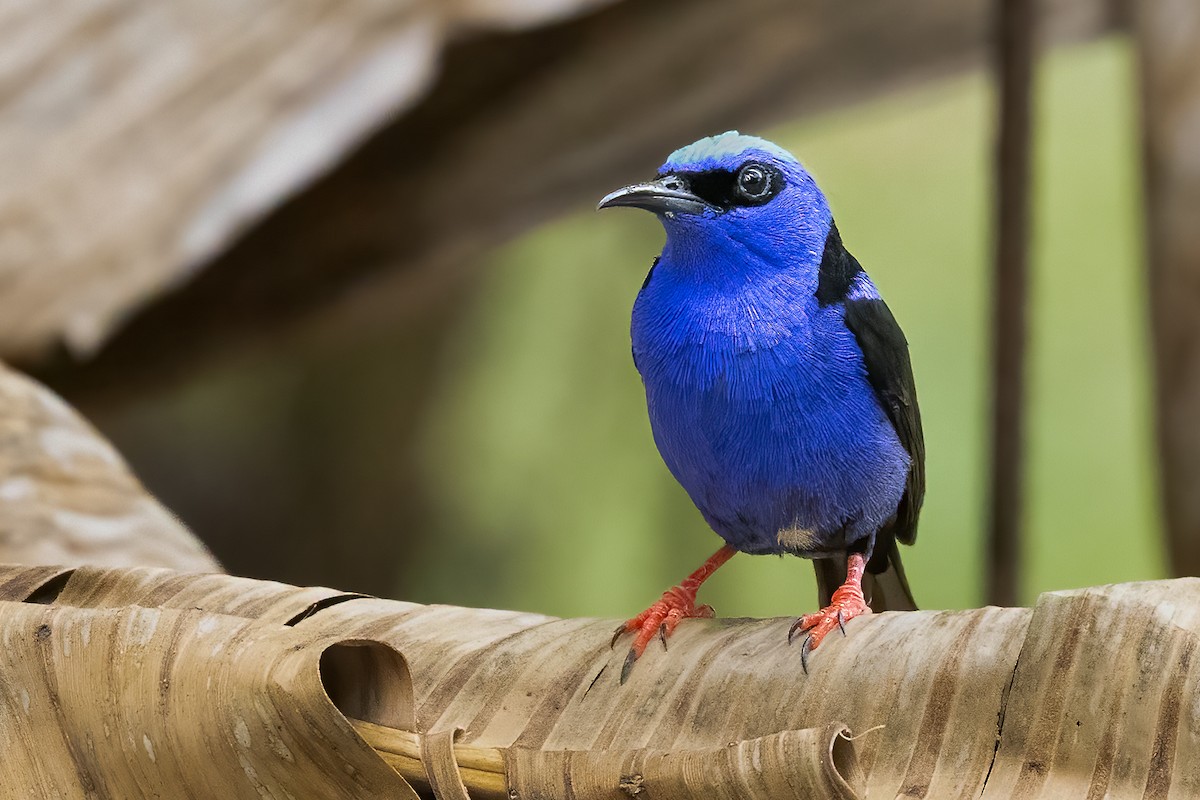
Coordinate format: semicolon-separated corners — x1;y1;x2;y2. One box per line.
319;640;415;731
23;570;76;605
284;594;369;626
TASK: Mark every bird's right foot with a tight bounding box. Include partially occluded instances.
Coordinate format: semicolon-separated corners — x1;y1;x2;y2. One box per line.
611;584;714;684
610;544;735;684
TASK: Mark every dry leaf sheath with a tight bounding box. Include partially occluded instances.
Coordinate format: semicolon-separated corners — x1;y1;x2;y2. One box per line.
0;564;1195;798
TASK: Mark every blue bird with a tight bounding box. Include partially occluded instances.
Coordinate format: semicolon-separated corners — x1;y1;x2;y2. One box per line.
598;132;924;681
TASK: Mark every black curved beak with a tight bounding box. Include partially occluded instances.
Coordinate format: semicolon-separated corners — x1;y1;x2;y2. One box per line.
597;176;711;215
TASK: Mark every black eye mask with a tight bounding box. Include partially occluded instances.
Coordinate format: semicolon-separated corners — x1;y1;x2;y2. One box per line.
660;162;786;211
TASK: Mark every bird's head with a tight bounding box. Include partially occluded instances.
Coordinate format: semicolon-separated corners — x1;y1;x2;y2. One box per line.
598;132;831;270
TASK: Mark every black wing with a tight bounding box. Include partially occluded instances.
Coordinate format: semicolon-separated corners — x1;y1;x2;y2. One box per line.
817;223;925;571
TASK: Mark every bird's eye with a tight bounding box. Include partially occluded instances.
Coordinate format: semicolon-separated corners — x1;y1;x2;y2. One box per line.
736;164;771;199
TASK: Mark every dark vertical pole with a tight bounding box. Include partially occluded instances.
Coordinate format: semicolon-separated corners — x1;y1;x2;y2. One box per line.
1137;0;1200;577
986;0;1036;607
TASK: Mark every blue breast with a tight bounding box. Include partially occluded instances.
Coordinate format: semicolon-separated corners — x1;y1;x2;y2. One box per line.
632;248;910;558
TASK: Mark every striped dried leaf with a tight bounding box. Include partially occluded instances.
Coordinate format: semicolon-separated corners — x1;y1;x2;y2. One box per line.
0;564;1194;797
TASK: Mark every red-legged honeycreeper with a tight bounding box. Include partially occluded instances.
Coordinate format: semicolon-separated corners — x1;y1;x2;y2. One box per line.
598;132;924;682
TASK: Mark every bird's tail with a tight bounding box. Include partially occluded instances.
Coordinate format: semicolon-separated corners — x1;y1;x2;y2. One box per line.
813;541;917;612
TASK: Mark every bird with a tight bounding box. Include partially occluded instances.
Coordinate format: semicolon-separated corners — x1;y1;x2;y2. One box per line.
598;131;924;682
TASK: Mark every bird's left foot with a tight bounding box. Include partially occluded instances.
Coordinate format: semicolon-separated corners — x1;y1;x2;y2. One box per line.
788;553;871;672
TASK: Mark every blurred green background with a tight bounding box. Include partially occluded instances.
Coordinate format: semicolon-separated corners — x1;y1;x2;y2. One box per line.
100;37;1165;618
412;36;1162;617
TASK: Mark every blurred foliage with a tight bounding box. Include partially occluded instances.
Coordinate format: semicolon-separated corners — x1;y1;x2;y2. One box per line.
413;37;1163;618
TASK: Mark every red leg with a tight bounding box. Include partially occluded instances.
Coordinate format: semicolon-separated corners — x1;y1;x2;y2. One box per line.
613;544;735;682
788;553;871;672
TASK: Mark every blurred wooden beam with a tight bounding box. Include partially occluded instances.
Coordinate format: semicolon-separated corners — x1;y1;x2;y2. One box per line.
986;0;1037;607
1137;0;1200;577
32;0;1118;403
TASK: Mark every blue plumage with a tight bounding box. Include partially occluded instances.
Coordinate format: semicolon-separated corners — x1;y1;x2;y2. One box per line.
634;133;909;559
600;131;923;678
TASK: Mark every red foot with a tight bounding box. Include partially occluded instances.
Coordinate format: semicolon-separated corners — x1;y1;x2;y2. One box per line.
788;553;871;672
613;585;713;679
612;545;735;683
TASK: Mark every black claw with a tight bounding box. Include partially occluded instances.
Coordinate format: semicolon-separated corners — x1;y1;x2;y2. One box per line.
788;616;815;644
800;636;814;674
837;610;847;637
620;648;638;684
610;624;627;650
659;623;669;650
